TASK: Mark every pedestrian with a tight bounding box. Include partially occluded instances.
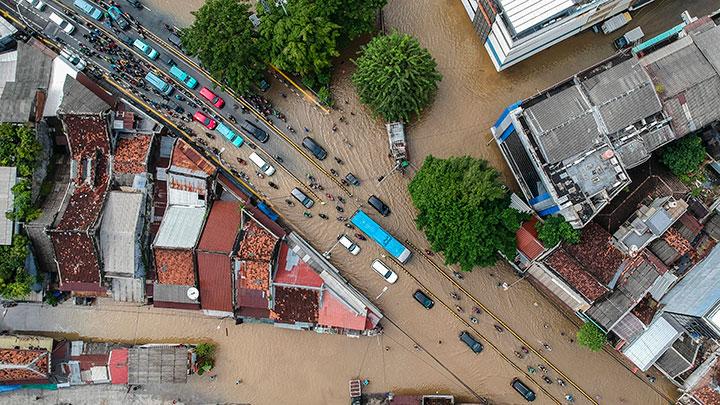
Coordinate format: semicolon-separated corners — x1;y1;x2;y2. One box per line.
235;379;242;385
384;346;390;351
438;340;442;345
304;127;310;132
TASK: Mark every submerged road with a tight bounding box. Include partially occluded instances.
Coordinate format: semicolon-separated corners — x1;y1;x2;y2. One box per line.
0;0;694;403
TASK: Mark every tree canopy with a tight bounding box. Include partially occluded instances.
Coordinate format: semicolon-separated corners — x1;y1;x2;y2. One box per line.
0;235;33;299
182;0;264;94
257;1;340;83
352;32;442;122
536;216;580;247
328;0;387;42
576;322;607;352
0;123;41;177
408;156;527;271
661;135;706;178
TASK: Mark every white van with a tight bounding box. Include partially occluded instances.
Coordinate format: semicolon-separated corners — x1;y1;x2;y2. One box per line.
248;152;275;176
338;235;361;255
49;13;75;34
372;259;398;283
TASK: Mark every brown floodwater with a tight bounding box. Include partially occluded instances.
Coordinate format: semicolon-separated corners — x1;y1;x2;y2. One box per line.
24;0;718;404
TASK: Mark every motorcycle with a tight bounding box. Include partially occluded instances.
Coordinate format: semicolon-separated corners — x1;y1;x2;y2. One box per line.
318;213;328;220
229;115;237;124
354;233;366;241
236;158;247;165
268;182;279;189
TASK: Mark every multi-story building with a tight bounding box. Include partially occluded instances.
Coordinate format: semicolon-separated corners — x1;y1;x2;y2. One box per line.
460;0;654;71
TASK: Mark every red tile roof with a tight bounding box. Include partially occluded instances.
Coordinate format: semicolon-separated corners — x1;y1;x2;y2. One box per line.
108;348;128;385
272;286;319;324
678;212;703;240
564;222;624;285
238;220;278;262
197;201;241;253
197;252;233;312
154;248;195;286
0;348;50;382
237;260;269;291
113;135;151;174
237;287;269;310
170;139;215;176
51;232;102;286
317;290;367;331
516;217;545;260
273;243;323;288
546;248;608;301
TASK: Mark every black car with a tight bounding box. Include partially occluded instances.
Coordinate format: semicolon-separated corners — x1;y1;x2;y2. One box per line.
160;53;175;66
302;137;327;160
368;195;390;216
459;331;484;353
124;0;143;9
241;120;269;143
413;290;434;309
345;172;360;186
511;378;536;402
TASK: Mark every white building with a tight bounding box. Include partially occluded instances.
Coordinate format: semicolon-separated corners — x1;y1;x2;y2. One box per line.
460;0;652;71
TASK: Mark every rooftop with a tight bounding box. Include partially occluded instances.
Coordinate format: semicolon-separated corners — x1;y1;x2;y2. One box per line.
153;205;206;249
0;42;52;122
237;217;278;262
0;347;50;383
59;75;110;115
113;135;152;174
274;243;324;288
152;283;200;306
497;0;574;35
0;166;16;246
154;248;195;286
237;260;270;292
127;346;190;384
516;216;545;260
51;231;102;289
623;316;683;372
317;289;368;331
564;222;625;285
197;252;233;312
169;139;215;178
197;201;241;253
99;191;144;278
613;197;688;254
272;286;319;324
662;244;720;320
545;248;608;302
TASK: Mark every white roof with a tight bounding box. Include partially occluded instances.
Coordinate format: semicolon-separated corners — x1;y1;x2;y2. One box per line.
99;191;144;276
0;166;16;245
0;50;17;99
622;316;682;371
43;57;78;117
498;0;574;33
154;205;206;249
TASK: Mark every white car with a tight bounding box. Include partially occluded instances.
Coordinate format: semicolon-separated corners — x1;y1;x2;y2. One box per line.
372;259;398;283
25;0;46;11
338;235;361;255
49;12;75;34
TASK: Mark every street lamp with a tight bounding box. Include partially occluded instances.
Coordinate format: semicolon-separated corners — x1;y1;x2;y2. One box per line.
323;237;343;259
502;274;528;291
375;286;388;300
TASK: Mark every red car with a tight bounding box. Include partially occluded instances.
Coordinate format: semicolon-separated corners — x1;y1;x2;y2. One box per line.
193;111;217;129
199;87;224;108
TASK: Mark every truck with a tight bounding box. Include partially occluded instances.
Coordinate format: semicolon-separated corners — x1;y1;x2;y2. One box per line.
614;26;644;49
601;12;631;34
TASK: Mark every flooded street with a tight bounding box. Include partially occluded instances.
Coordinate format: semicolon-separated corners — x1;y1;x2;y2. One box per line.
18;0;719;403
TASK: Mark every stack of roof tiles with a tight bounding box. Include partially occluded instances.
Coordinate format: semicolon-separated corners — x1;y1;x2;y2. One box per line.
113;136;151;174
50;114;110;292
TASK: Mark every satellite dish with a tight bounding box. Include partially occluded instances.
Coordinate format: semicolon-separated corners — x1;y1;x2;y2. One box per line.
187;287;199;301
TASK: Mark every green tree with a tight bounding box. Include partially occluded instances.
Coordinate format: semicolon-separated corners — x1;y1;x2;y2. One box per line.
576;322;606;352
195;342;216;375
661;135;706;178
258;1;340;83
0;124;41;177
536;216;579;247
352;32;442;122
182;0;265;94
408;156;527;271
7;179;41;223
0;235;32;299
328;0;387;42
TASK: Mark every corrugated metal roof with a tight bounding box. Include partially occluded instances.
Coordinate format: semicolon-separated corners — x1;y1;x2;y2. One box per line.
662;245;720;317
153;205;206;249
59;76;110;115
0;166;15;245
127;346;188;384
498;0;573;34
0;42;52;122
197;252;233;312
623;316;682;371
152;283;198;304
197;201;240;253
99;191;144;277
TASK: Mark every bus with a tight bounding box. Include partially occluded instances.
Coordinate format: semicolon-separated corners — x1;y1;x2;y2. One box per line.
216;123;243;147
350;210;411;263
144;72;173;96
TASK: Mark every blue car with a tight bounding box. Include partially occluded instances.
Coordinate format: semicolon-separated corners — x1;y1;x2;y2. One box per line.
73;0;102;20
133;39;158;60
107;6;130;30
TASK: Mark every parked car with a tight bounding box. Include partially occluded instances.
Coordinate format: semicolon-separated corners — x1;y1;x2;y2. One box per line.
371;259;397;283
240;120;269;143
368;195;390;216
199;87;224;108
338;235;361;255
24;0;46;11
160;53;175;66
167;33;183;49
133;39;158;60
511;378;536;402
107;6;130;30
49;12;75;35
249;152;276;176
459;331;484;353
413;290;434;309
345;172;360;186
302;137;327;160
193;111;217;129
291;187;313;208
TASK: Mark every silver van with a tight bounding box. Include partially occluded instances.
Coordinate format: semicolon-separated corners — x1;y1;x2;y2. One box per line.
291;188;314;208
249;152;275;176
